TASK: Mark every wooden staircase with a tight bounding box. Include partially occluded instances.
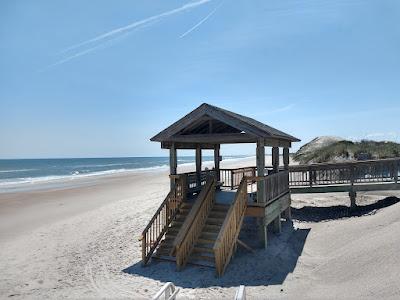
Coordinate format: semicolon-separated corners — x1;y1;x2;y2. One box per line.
189;204;229;267
142;176;248;276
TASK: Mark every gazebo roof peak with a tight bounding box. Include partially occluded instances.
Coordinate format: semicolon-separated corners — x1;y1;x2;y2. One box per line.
151;103;300;149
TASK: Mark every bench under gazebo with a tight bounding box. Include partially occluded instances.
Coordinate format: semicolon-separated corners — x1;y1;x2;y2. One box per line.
141;103;300;276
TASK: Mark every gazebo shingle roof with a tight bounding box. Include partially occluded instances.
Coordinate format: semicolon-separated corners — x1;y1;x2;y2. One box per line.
151;103;300;148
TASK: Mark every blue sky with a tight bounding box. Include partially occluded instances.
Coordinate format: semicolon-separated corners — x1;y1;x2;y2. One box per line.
0;0;399;158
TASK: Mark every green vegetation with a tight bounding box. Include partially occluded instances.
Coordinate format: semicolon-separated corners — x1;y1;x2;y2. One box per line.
294;139;400;164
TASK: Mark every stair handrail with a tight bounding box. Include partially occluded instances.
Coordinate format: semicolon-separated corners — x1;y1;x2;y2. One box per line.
140;176;186;265
213;177;248;276
173;177;216;270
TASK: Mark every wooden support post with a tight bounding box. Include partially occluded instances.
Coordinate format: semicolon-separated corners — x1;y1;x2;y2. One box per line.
262;223;268;249
258;218;268;249
256;139;267;248
195;146;202;188
349;189;357;209
283;206;292;220
214;144;221;183
282;148;292;221
273;214;282;234
169;144;177;190
272;147;279;173
256;139;266;203
283;147;289;170
394;162;398;184
349;165;356;209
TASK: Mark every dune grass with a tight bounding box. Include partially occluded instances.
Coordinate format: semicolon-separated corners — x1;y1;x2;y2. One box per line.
294;140;400;164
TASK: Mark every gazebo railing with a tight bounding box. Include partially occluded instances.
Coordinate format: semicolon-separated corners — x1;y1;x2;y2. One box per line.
263;170;290;203
247;170;290;203
182;169;216;192
220;167;256;189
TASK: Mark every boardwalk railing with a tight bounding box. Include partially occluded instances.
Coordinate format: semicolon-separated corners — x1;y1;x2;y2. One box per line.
289;158;400;187
214;177;248;276
173;177;216;270
141;177;186;265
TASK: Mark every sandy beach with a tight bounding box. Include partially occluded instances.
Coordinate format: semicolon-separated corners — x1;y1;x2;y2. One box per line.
1;156;400;299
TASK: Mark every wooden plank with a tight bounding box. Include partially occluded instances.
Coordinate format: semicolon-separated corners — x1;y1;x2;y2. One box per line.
290;183;400;194
161;142;215;149
166;133;257;144
245;206;264;217
265;206;281;226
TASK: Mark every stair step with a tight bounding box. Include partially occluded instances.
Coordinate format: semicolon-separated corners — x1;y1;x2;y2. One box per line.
200;232;219;240
188;258;215;268
212;204;230;212
170;221;183;228
159;240;174;248
153;255;176;262
190;252;215;262
169;228;180;234
203;224;221;232
175;216;187;222
193;246;214;253
156;248;173;256
209;212;227;218
198;238;216;245
206;217;224;225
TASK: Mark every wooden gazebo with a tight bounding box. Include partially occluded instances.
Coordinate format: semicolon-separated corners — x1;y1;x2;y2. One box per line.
142;103;300;276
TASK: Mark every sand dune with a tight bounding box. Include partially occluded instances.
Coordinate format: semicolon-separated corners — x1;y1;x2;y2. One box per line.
1;157;400;299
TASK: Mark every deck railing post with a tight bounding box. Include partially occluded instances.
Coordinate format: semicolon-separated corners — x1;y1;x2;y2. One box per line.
308;167;313;187
350;164;355;186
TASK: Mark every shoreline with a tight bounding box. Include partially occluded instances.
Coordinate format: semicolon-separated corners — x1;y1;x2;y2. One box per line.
0;156;257;242
0;155;256;194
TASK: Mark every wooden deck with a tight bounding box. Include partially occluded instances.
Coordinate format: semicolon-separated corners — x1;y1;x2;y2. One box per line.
218;158;400;193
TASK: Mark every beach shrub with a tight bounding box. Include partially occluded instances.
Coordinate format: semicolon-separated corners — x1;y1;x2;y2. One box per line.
294;138;400;164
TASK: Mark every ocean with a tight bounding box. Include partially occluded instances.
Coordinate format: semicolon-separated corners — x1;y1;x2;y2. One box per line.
0;156;247;191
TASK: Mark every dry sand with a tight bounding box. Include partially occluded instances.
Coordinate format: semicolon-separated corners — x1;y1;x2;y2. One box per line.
1;157;400;299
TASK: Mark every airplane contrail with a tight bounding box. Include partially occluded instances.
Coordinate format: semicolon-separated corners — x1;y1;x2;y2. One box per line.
61;0;213;54
180;0;224;38
39;28;135;72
